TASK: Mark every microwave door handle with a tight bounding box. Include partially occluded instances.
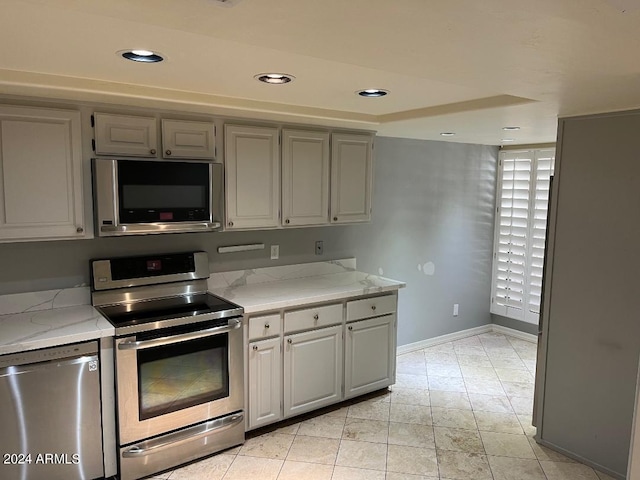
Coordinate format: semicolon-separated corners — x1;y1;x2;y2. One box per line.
117;318;242;351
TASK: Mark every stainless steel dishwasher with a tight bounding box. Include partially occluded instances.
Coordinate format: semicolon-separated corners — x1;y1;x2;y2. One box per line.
0;341;104;480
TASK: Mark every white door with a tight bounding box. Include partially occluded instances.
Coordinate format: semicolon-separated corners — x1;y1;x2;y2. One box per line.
0;106;85;242
281;129;330;226
161;119;215;159
248;337;282;429
344;314;395;399
224;125;280;229
283;325;342;418
330;133;373;224
93;113;158;157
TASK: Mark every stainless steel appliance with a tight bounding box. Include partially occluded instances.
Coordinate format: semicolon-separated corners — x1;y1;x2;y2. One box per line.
92;158;223;237
0;341;104;480
91;251;244;480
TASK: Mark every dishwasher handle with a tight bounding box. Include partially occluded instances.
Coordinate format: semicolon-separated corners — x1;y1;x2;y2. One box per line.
117;318;242;350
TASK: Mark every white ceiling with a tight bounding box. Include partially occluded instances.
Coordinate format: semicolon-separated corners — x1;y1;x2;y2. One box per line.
2;0;640;145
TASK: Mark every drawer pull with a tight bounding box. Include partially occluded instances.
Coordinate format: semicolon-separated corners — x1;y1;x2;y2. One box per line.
287;338;292;344
348;326;353;331
313;314;319;320
252;345;258;351
264;323;270;329
371;305;377;311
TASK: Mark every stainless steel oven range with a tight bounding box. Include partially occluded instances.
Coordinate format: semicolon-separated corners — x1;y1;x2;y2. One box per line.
91;251;244;480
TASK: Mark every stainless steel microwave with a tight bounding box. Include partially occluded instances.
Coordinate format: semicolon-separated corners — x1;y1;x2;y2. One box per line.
92;158;223;237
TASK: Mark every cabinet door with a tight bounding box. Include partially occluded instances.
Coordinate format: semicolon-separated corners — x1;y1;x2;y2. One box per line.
282;129;330;226
248;337;282;429
0;106;85;242
344;314;396;399
161;119;215;159
330;133;373;223
284;325;342;418
94;113;158;157
224;125;280;229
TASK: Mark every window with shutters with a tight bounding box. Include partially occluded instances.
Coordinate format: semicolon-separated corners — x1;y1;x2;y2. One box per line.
490;148;555;324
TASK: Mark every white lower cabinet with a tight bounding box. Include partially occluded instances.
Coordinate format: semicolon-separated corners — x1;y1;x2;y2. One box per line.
248;337;282;429
344;314;396;399
283;325;343;418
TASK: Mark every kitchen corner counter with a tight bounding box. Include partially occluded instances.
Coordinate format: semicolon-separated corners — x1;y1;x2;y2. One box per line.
0;288;114;356
208;259;406;314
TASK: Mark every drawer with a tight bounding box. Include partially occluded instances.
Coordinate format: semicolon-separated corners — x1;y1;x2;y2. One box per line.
284;303;342;334
248;314;281;340
346;294;396;322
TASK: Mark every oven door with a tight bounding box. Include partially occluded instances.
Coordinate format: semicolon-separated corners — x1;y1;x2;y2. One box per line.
114;317;243;445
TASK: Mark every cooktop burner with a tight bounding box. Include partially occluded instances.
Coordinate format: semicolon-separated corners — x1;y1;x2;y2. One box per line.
90;251;244;335
96;293;239;329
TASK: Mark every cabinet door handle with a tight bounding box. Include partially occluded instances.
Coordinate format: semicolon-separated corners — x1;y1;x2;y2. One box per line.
264;323;270;329
76;226;84;234
150;149;156;155
287;338;292;344
285;219;290;224
313;314;319;320
165;149;172;156
252;345;258;351
333;216;338;221
348;326;353;331
228;221;234;227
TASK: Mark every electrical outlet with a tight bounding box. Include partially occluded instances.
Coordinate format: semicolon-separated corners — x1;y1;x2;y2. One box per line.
315;240;324;255
270;245;279;260
453;304;459;317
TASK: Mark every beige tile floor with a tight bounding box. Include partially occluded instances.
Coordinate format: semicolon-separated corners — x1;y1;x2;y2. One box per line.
150;332;617;480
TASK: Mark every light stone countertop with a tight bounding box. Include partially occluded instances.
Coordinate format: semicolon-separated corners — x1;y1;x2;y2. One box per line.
0;287;114;356
209;261;406;314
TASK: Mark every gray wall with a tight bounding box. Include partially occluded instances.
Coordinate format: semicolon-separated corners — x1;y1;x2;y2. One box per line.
539;111;640;477
0;134;497;348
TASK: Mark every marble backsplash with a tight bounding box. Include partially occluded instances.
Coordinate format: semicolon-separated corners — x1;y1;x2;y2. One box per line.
207;258;356;290
0;286;91;316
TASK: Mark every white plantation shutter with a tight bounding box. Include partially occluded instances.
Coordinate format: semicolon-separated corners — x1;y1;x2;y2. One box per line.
491;148;555;324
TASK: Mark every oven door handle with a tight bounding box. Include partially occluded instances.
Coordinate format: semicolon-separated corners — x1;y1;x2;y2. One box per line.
117;318;242;350
121;412;244;458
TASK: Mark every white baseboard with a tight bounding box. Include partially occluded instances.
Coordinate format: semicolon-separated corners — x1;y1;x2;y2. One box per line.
397;325;492;355
491;324;538;343
397;323;537;355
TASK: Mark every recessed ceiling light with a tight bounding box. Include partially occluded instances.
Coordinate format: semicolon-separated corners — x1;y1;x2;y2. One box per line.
501;138;516;142
357;89;389;97
502;126;521;131
440;132;456;137
254;73;295;84
120;49;164;63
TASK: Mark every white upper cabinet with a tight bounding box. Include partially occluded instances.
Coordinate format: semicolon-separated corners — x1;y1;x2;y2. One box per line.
94;113;158;157
0;105;86;242
224;125;280;230
281;129;330;227
161;119;215;159
330;133;373;224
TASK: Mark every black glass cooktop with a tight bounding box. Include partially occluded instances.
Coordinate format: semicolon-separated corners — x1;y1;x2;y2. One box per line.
96;293;241;329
